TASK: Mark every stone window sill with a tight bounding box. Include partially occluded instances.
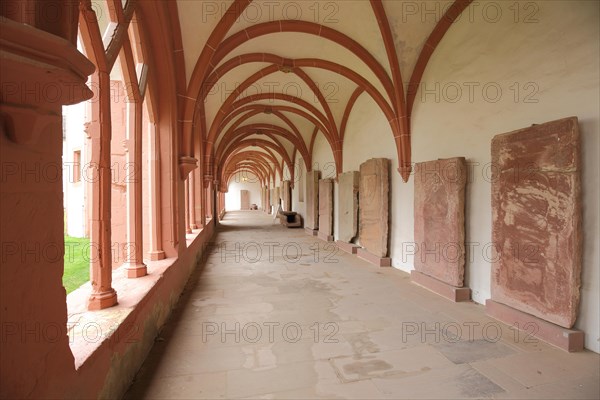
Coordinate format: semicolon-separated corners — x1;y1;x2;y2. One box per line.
65;228;205;369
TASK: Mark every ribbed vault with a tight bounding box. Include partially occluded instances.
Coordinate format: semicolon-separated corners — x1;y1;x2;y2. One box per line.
176;0;471;187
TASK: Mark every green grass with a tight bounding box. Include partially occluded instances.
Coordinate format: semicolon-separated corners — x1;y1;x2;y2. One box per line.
63;236;90;294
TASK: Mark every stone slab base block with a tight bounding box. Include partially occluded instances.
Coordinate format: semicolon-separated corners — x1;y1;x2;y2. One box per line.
486;300;584;352
359;158;390;258
88;289;118;310
305;228;318;236
411;271;471;302
318;232;334;242
357;248;391;267
336;240;359;254
147;250;166;261
125;263;148;278
414;157;467;287
491;117;582;328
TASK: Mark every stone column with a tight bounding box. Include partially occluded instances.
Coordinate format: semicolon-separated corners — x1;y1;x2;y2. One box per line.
147;123;165;261
189;171;198;229
199;177;206;227
205;181;213;219
184;178;192;234
87;70;119;309
123;101;147;278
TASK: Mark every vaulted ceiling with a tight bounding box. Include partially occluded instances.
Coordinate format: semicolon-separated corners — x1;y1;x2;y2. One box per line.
175;0;467;188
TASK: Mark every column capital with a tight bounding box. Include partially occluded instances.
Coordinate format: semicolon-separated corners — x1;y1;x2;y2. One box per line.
179;156;198;179
0;17;94;145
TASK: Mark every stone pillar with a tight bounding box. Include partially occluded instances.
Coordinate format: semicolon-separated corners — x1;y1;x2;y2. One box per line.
87;69;119;309
199;175;206;227
189;171;198;229
193;135;203;228
184;178;192;234
212;181;219;222
318;179;334;241
123;101;147;278
0;14;91;398
147;123;165;261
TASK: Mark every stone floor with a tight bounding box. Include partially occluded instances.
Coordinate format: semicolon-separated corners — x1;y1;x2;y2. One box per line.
125;211;600;399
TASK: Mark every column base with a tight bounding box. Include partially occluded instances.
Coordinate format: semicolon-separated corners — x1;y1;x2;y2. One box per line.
88;289;118;311
357;248;391;267
411;270;471;302
485;299;585;352
318;231;334;242
123;262;148;278
305;228;318;236
336;241;359;254
147;250;166;261
190;223;198;229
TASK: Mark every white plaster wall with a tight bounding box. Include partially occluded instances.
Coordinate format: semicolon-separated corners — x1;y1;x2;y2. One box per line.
311;133;337;233
411;0;599;352
225;172;262;210
342;94;414;267
312;134;337;180
62;102;87;238
314;1;599;352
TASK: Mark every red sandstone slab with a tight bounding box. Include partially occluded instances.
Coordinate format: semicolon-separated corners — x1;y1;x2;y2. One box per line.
336;240;359;254
338;171;359;243
318;179;334;238
359;158;390;258
491;117;582;329
282;180;291;211
486;300;584;352
411;271;471;302
357;248;391;267
305;170;320;230
414;157;467;287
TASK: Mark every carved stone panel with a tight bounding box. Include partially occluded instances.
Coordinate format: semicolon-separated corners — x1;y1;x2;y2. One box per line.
240;190;250;210
338;171;359;243
318;179;334;237
305;170;320;230
282;180;291;211
359;158;390;258
491;117;582;329
414;158;467;287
